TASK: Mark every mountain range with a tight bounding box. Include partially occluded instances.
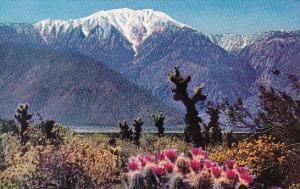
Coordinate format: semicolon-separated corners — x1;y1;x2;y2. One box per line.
0;8;299;127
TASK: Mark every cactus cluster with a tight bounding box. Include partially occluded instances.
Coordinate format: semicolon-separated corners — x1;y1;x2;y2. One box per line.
168;66;207;147
118;117;144;146
151;113;165;137
14;103;33;144
127;148;255;189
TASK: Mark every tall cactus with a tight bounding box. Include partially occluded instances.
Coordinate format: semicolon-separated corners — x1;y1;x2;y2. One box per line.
206;104;222;144
132;117;143;146
151;113;165;137
118;120;132;140
168;66;207;147
14;103;33;144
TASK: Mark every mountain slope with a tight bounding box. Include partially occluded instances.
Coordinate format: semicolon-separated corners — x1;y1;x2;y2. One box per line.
13;9;255;106
0;41;183;126
132;28;256;108
2;9;297;121
240;31;300;97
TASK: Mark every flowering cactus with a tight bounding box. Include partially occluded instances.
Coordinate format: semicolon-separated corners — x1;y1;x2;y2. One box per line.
127;148;255;189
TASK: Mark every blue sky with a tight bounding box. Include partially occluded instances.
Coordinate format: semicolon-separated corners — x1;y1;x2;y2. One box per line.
0;0;299;34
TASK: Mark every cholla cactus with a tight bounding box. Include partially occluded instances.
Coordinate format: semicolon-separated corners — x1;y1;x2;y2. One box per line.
151;113;165;137
14;103;33;144
168;66;207;147
132;117;143;146
206;104;222;145
223;130;234;148
127;147;255;189
118;120;133;140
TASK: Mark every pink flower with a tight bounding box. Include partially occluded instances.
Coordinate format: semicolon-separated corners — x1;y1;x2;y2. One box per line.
156;152;165;161
164;149;177;162
211;166;222;178
189;159;201;173
151;166;165;176
163;162;174;173
191;147;208;159
144;155;155;163
239;173;254;186
236;167;249;175
225;169;237;180
191;147;203;155
225;160;235;169
204;160;214;169
128;160;139;171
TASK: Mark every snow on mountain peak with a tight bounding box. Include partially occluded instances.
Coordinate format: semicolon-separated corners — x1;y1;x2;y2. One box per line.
33;8;189;53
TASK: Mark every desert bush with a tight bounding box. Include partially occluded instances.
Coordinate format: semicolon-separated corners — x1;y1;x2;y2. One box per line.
0;124;124;188
209;135;299;187
0;119;18;134
140;135;192;155
127;147;255;189
256;87;300;144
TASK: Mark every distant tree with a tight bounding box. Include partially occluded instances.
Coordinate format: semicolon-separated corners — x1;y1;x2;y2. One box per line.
151;113;165;137
168;66;207;147
256;86;300;144
220;97;256;129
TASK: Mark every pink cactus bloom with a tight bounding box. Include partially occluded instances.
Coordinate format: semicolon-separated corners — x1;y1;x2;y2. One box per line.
191;147;208;159
138;156;147;167
189;159;201;173
144;155;155;163
156;152;165;161
211;166;222;178
128;160;139;171
164;149;177;161
151;166;165;176
191;147;203;156
239;173;254;186
163;162;174;173
225;160;235;169
204;160;214;169
225;169;237;180
236;167;249;175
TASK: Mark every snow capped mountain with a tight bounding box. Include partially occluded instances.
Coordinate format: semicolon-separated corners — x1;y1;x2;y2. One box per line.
32;8;189;53
207;33;275;54
207;31;297;54
207;34;253;54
